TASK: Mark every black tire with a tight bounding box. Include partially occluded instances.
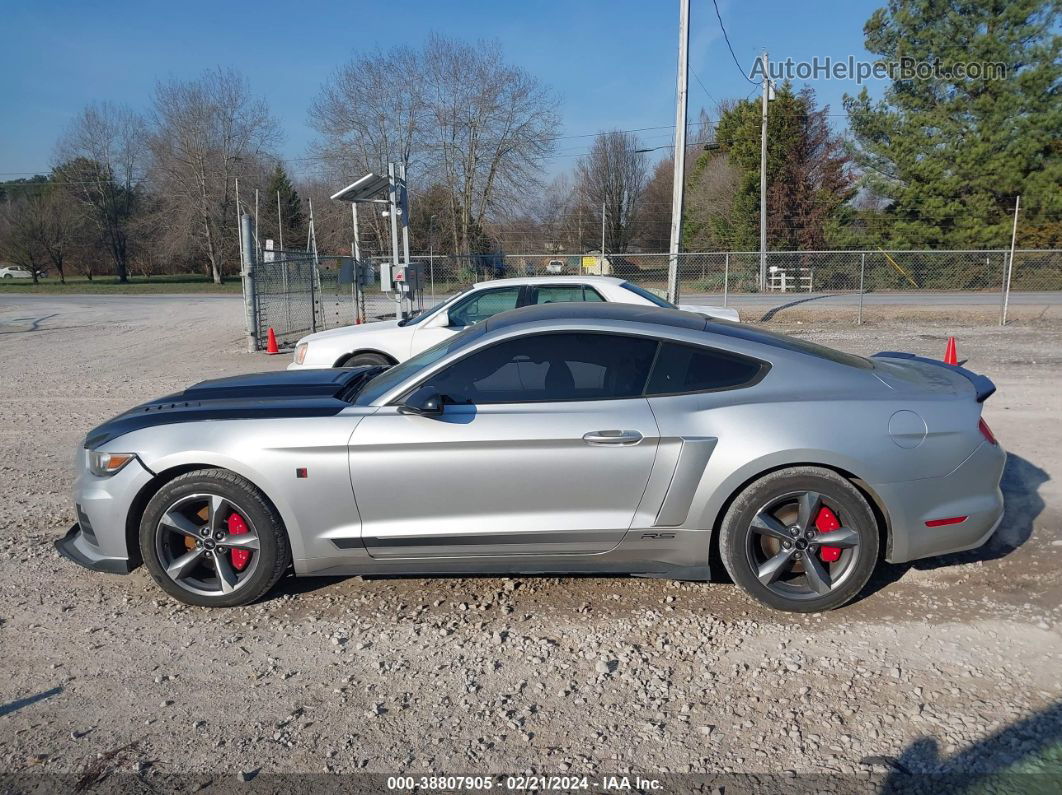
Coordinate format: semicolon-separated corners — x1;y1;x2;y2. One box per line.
719;466;879;613
139;469;291;608
343;352;391;368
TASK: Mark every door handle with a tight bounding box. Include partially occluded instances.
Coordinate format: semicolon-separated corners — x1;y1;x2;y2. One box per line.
583;430;643;446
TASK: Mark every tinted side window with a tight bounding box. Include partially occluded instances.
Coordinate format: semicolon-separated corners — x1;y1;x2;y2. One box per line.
646;342;764;395
426;333;658;404
448;287;521;327
532;285;605;304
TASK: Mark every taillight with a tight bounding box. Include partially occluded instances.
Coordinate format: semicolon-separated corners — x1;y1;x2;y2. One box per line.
978;417;997;446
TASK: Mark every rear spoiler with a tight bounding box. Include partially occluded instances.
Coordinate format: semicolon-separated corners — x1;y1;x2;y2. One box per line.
872;352;996;403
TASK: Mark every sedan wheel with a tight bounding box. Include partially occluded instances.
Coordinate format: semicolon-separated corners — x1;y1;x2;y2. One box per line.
140;470;290;607
720;467;878;612
344;352;391;367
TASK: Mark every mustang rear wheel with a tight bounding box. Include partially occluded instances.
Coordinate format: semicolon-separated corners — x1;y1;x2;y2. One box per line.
719;467;879;612
140;469;291;607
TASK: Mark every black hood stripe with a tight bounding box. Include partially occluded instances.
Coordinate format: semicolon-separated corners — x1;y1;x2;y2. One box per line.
83;367;379;449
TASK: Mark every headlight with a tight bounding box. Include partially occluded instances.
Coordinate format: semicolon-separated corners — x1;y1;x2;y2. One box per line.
88;451;137;477
294;343;308;365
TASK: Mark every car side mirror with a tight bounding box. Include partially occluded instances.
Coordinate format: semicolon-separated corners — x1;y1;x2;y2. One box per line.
425;310;451;329
397;386;443;417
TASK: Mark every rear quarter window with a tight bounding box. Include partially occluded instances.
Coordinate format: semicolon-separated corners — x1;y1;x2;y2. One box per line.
646;342;766;395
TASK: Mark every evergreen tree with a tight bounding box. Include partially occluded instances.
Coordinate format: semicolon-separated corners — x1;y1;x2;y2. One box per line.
264;164;303;250
844;0;1061;248
697;85;853;250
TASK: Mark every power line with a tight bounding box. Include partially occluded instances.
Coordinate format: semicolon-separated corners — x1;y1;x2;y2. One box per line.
711;0;757;85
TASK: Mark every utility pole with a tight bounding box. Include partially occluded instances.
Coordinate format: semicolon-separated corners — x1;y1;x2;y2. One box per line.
759;50;769;292
667;0;690;305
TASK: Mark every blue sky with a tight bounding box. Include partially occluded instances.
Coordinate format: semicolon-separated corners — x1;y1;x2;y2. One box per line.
0;0;883;179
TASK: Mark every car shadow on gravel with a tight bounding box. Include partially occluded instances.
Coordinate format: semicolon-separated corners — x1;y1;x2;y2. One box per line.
853;452;1048;604
880;699;1062;788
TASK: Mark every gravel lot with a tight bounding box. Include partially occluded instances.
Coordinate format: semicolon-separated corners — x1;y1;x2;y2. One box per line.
1;294;1060;788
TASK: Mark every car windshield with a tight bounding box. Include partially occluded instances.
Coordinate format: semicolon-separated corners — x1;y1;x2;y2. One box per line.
620;281;675;309
351;323;487;405
397;288;472;326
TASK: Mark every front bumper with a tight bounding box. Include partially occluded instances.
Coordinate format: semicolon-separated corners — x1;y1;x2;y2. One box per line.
55;523;134;574
877;440;1007;564
56;453;154;575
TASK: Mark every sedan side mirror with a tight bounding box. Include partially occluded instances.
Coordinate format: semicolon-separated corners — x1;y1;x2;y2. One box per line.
425;310;451;329
398;386;443;417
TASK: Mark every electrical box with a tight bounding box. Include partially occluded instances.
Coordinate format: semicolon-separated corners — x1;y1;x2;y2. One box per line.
340;259;375;287
392;262;425;300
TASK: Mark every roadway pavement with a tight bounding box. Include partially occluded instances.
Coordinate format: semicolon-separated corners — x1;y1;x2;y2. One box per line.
3;290;1060;323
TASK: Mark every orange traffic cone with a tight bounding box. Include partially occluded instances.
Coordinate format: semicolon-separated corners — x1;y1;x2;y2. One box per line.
266;327;280;355
944;336;957;366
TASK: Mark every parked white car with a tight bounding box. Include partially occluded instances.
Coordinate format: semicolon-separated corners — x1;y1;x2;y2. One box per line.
0;265;33;279
290;275;739;369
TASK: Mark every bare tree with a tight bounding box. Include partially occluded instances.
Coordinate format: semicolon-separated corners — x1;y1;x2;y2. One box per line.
54;102;146;282
0;196;47;284
34;190;83;283
632;158;673;252
424;35;560;254
684;153;742;249
575;130;649;253
308;45;425;255
310;36;559;257
148;68;279;283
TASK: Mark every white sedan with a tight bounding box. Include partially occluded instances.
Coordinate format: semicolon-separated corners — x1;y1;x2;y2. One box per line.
290;275;739;369
0;265;34;279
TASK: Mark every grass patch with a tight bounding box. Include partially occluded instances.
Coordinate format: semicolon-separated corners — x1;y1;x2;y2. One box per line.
0;274;244;294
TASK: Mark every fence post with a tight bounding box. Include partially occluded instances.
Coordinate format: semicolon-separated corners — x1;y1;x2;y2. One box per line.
1001;196;1021;326
858;252;865;326
998;252;1007;325
309;260;318;334
240;213;258;352
723;253;729;307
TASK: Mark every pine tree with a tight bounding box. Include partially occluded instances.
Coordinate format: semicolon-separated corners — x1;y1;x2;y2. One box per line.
264;164;304;250
695;85;853;250
844;0;1061;248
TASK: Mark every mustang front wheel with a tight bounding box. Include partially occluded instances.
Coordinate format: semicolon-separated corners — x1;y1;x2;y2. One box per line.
719;467;879;612
140;469;291;607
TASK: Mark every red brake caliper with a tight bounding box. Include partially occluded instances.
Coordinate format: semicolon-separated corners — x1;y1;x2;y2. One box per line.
227;513;251;571
814;506;843;563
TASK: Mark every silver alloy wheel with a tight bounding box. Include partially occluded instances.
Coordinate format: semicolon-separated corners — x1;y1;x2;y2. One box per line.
154;493;262;597
745;490;862;602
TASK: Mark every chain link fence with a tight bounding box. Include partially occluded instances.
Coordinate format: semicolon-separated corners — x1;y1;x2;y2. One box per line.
249;248;1061;350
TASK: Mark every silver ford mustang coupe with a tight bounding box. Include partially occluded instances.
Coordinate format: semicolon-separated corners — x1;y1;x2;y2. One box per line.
57;303;1005;613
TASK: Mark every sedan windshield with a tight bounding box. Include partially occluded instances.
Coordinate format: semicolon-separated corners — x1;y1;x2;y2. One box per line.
397;288;471;326
620;282;675;309
352;323;487;405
